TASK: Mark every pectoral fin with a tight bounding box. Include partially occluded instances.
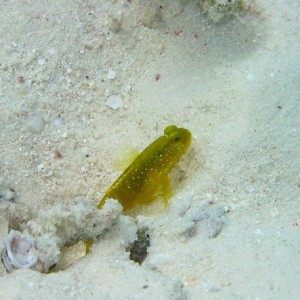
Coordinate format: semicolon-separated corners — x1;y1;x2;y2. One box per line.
158;175;173;206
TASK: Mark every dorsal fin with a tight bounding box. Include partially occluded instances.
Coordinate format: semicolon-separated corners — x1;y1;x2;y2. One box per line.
113;145;140;171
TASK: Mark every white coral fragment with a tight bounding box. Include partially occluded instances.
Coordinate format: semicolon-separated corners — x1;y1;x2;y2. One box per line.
199;0;245;22
150;194;229;239
25;198;122;272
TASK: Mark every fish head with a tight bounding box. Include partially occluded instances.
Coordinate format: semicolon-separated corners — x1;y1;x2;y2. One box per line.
164;125;192;155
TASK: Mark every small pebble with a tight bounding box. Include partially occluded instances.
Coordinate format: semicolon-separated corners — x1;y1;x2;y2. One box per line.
247;73;256;81
0;188;15;202
209;285;221;293
37;164;45;172
37;58;46;66
27;115;45;133
107;69;117;80
48;48;56;56
25;80;32;88
106;95;123;110
52;117;65;127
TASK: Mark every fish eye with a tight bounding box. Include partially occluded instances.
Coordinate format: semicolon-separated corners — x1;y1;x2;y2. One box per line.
173;135;181;142
168;130;183;143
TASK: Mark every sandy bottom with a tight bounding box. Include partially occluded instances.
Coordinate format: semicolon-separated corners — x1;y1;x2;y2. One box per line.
0;0;299;299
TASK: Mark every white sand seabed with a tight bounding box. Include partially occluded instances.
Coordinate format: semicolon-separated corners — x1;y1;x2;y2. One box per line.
0;0;299;299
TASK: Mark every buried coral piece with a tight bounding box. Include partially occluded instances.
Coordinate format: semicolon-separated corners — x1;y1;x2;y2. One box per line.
127;228;150;265
199;0;246;22
26;198;122;272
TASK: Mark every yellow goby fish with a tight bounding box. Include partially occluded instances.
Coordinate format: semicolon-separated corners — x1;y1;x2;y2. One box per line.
97;125;192;212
